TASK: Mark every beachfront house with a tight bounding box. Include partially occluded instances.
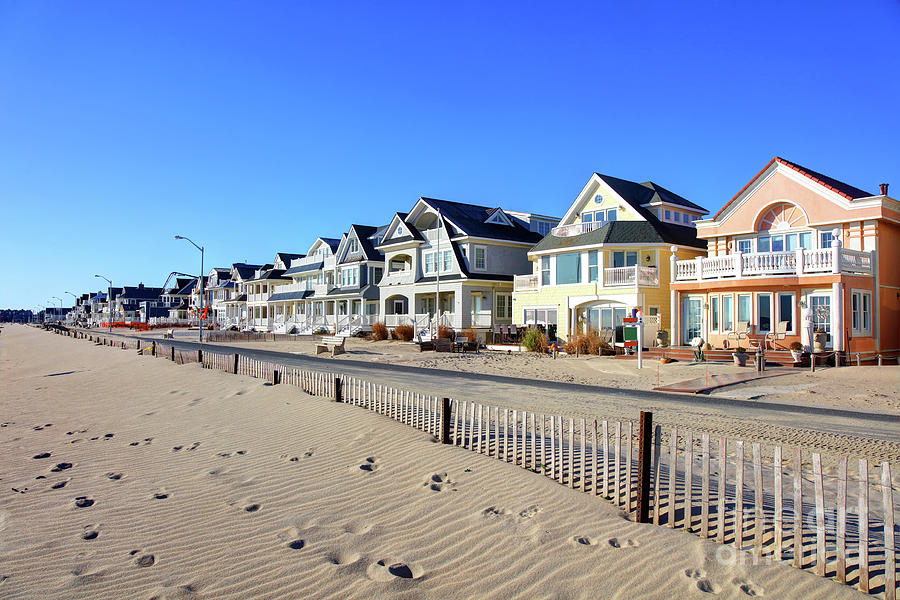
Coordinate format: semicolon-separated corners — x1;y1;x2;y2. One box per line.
271;237;342;333
221;263;262;329
114;284;164;323
376;198;554;339
271;225;387;335
513;173;708;344
670;157;898;358
204;267;235;327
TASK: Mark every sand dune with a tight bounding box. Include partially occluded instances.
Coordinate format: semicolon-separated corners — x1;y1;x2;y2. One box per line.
0;325;864;598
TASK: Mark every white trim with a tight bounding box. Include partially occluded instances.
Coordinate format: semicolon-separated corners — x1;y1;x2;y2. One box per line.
849;287;873;337
756;291;774;334
451;235;534;247
529;242;696;257
776;291;796;335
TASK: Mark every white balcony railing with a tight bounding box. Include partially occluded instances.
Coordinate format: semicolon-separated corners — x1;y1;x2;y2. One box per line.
471;313;493;327
385;314;412;327
380;271;414;286
274;281;311;294
513;273;538;292
674;247;873;281
550;221;603;237
604;266;659;287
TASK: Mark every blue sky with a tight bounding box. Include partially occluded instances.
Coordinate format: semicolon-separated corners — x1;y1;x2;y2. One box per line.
1;1;898;310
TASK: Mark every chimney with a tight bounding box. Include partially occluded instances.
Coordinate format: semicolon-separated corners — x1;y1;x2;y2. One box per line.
880;183;889;196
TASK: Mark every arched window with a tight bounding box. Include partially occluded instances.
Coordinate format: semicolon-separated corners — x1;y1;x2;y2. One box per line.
757;202;807;231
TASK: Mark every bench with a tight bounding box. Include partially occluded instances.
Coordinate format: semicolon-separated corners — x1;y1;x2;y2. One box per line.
452;336;478;353
315;335;346;357
163;329;174;339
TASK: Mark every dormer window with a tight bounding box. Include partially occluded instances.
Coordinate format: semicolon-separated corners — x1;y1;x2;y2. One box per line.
397;226;403;236
348;239;359;254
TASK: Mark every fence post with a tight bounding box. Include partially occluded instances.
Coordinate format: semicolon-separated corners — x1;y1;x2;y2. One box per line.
333;376;342;402
233;353;239;374
151;341;156;356
171;347;175;361
441;398;452;444
636;411;653;523
272;369;280;385
197;348;202;364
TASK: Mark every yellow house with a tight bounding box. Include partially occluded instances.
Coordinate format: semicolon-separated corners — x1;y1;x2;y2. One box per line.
512;172;708;343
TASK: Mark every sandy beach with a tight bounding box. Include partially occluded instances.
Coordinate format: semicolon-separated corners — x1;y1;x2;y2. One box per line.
0;324;874;599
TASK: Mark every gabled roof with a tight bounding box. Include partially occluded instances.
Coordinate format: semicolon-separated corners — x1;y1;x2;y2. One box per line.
284;261;323;275
174;280;198;295
376;212;423;248
639;181;708;212
529;220;706;253
321;238;341;253
419;197;543;244
212;268;231;279
344;224;383;262
714;157;875;219
247;268;288;282
118;285;164;301
275;252;304;265
232;263;262;280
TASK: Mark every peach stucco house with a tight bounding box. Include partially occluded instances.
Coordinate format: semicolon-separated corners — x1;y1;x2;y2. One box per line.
669;157;899;358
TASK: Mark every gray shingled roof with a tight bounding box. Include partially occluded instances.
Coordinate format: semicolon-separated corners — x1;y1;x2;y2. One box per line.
530;220;705;253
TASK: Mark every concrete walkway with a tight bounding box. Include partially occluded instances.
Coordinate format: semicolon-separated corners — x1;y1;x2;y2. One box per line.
652;367;795;394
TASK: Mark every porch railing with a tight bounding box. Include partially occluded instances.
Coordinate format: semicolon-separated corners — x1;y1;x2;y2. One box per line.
604;266;659;287
513;273;538;292
674;247;874;281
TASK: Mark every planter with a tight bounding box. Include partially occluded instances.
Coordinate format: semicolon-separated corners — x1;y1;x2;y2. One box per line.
813;332;826;353
790;350;802;362
660;357;673;365
733;352;748;367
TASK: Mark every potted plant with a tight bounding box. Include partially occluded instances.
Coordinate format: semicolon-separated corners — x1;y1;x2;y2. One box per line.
789;341;803;362
813;328;827;352
732;346;748;367
656;329;669;348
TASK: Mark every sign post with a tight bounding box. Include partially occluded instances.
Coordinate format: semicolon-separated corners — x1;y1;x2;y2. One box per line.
623;314;643;369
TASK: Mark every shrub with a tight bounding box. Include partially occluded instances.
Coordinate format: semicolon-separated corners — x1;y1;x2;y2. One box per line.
371;321;389;341
522;327;548;353
437;325;454;339
733;346;747;354
394;324;414;341
789;341;803;351
564;331;603;355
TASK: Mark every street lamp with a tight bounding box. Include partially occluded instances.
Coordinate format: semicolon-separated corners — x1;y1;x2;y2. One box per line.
174;235;205;343
95;274;113;332
52;296;63;323
65;291;79;326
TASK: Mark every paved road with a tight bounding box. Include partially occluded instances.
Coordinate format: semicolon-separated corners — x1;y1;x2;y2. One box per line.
90;330;900;446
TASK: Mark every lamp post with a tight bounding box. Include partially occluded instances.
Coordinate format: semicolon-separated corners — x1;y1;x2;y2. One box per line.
174;235;204;343
65;291;78;326
52;296;63;323
95;274;113;332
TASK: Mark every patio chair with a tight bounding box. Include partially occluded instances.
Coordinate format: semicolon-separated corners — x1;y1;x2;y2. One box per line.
509;324;519;344
500;323;510;344
765;320;789;350
725;321;750;347
492;324;502;344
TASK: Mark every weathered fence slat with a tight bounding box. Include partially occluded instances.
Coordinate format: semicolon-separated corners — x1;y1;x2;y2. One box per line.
626;421;633;512
735;441;744;549
793;448;803;569
685;430;693;531
836;456;847;583
602;420;610;498
701;434;710;539
591;419;598;494
753;443;764;551
652;425;662;524
669;427;678;527
883;461;896;600
774;446;783;560
859;458;869;593
615;421;622;504
813;452;826;576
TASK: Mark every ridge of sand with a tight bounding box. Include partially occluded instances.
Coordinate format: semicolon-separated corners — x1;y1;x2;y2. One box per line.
0;326;865;599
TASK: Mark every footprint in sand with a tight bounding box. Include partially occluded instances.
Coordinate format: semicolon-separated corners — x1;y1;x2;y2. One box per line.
70;562;106;584
344;520;373;535
51;462;73;472
366;559;425;582
303;448;315;458
482;506;511;518
359;457;379;472
152;489;170;500
424;472;454;492
32;452;51;459
134;553;155;568
74;496;95;508
243;503;261;513
51;479;70;489
685;568;718;594
325;548;361;565
607;537;639;549
81;525;100;540
573;535;599;546
732;577;764;596
518;505;543;519
286;539;306;550
106;472;123;481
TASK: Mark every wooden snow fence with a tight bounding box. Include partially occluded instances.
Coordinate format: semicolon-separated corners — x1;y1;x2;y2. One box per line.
88;334;898;598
